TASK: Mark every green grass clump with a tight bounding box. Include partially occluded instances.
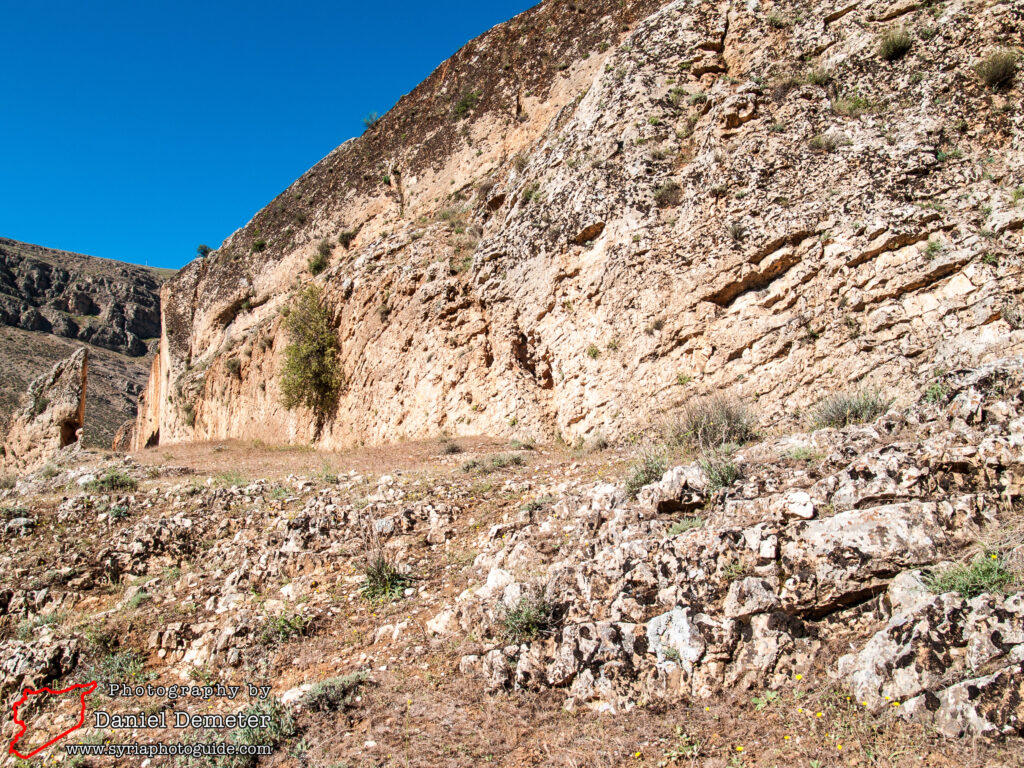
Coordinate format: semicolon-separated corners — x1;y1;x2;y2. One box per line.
924;382;948;404
280;286;342;415
304;671;368;712
85;469;137;493
92;650;147;684
789;446;825;462
624;451;668;498
668;518;704;535
214;470;247;487
17;612;63;640
361;556;412;602
259;612;310;645
975;50;1017;89
878;29;912;61
501;595;553;643
698;451;740;491
812;389;890;428
462;454;526;474
125;591;151;609
926;555;1015;599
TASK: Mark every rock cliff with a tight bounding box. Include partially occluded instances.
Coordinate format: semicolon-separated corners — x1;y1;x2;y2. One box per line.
135;0;1022;451
0;238;169;447
1;348;88;472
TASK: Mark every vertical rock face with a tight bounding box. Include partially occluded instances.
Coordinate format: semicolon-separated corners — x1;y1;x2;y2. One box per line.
135;0;1024;450
2;348;88;472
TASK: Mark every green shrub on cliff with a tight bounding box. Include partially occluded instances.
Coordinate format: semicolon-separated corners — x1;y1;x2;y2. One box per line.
280;287;342;415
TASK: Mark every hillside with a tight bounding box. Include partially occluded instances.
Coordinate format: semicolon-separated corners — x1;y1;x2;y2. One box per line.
134;0;1021;452
1;0;1023;764
0;237;169;446
1;358;1021;766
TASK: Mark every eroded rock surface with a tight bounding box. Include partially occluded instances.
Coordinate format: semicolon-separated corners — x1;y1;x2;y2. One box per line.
134;0;1023;450
2;348;88;472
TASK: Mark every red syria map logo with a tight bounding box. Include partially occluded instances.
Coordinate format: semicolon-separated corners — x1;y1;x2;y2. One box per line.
8;681;98;759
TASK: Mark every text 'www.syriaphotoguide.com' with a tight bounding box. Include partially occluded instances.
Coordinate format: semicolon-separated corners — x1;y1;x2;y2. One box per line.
65;742;271;758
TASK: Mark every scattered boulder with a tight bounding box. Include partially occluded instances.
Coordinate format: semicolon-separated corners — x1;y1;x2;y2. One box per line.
2;348;88;472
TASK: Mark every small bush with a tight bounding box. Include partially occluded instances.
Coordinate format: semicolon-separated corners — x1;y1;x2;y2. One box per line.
337;230;358;248
1002;297;1024;330
280;286;342;415
975;50;1017;89
126;591;151;609
833;93;873;117
586;344;601;359
699;451;740;491
439;439;463;455
453;90;482;119
0;474;16;490
490;453;525;470
362;556;412;602
521;182;543;204
309;239;332;275
85;469;138;493
809;133;842;152
654;180;682;207
668;518;704;535
252;238;267;253
363;112;381;129
727;221;746;242
512;153;529;172
304;671;367;712
878;29;913;61
624;451;667;498
308;251;328;275
226;699;296;767
225;357;242;378
806;68;833;87
669;395;756;451
926;555;1014;599
196;244;212;258
259;613;310;645
812;389;890;428
501;595;553;643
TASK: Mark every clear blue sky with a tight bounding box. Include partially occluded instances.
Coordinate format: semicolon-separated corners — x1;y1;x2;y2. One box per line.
0;0;535;270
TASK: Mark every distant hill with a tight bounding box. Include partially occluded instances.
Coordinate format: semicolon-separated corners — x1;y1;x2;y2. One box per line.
0;237;171;447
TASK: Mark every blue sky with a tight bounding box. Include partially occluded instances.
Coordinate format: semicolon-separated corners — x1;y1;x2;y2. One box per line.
0;0;535;270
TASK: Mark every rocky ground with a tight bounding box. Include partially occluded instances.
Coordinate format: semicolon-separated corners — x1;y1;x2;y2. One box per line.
1;358;1021;766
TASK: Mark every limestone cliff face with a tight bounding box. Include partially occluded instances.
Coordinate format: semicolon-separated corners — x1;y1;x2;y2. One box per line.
2;348;87;471
135;0;1024;450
